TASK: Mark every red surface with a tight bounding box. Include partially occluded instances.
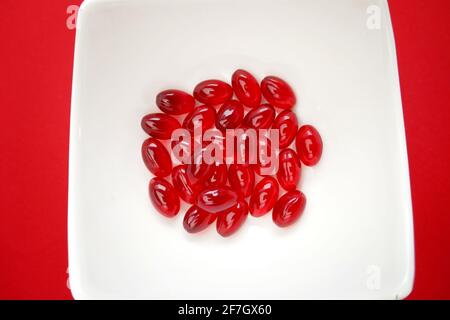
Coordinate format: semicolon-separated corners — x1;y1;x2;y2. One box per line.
0;0;449;299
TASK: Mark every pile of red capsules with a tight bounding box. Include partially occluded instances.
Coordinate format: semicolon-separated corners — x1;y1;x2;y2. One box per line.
141;69;322;237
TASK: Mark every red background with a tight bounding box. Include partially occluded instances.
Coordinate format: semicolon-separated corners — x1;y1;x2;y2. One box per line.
0;0;449;300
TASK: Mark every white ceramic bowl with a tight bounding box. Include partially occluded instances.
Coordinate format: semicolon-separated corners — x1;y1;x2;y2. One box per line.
69;0;414;299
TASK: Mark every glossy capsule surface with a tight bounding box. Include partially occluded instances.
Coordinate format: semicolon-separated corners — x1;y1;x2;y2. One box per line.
261;76;296;109
183;105;216;134
156;89;195;115
186;149;216;186
171;134;201;163
254;136;277;176
206;164;228;187
193;80;233;105
231;69;261;108
202;129;227;161
243;104;275;129
196;186;238;214
172;165;201;204
216;199;248;237
183;205;216;234
249;177;279;217
141;113;180;140
296;125;323;166
277;148;301;191
149;177;180;217
228;164;255;198
141;138;172;177
186;162;215;186
273;190;306;228
272;110;298;148
216;100;244;131
231;129;255;165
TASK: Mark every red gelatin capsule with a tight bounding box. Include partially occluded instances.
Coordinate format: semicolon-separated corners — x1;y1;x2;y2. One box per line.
249;177;279;217
206;164;228;187
186;162;215;186
272;110;298;148
141;138;172;177
183;105;216;134
216;100;244;131
277;148;301;191
141;113;180;140
228;164;255;198
202;129;227;161
196;186;238;214
156;89;195;115
273;190;306;228
171;134;201;164
231;69;261;108
231;129;255;165
216;199;248;237
253;136;278;176
149;177;180;217
186;149;216;185
183;205;216;234
261;76;296;109
296;125;323;166
242;104;275;129
193;80;233;105
172;165;201;204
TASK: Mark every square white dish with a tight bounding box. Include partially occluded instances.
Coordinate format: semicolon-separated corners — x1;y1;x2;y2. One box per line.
69;0;414;299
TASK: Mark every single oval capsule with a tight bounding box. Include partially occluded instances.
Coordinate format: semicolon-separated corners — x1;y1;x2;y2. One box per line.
242;104;275;129
277;148;301;191
156;89;195;115
196;186;238;214
273;190;306;228
183;105;216;134
249;177;279;217
216;100;244;131
216;199;248;237
172;165;201;204
205;164;228;187
296;125;323;166
193;80;233;105
141;113;180;140
183;205;216;234
272;110;298;148
228;164;255;198
261;76;296;109
149;177;180;217
231;69;261;108
141;138;172;177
